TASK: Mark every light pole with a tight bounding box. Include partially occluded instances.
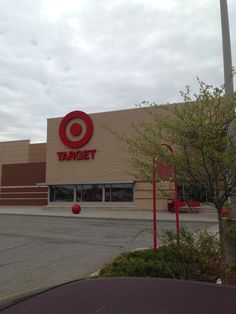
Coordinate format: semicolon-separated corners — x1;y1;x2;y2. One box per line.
152;157;157;254
220;0;234;95
220;0;236;220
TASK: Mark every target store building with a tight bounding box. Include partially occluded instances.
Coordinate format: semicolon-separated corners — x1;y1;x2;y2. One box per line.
0;107;174;210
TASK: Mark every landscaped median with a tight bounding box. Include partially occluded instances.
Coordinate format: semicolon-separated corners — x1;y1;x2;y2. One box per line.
97;228;236;285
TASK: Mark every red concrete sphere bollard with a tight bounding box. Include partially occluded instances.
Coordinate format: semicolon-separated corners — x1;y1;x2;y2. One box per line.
72;204;81;215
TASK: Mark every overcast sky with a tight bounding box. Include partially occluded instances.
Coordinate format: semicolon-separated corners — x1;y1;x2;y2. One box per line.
0;0;235;143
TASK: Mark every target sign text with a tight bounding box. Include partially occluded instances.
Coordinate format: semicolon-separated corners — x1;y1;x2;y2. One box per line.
57;150;96;161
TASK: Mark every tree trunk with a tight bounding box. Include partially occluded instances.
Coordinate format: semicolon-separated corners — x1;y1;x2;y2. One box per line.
216;206;226;260
216;206;229;283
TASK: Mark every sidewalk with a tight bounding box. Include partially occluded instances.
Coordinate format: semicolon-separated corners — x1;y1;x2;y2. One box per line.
0;206;218;223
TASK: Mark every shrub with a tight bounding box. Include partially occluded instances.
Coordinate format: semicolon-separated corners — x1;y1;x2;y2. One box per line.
99;228;226;283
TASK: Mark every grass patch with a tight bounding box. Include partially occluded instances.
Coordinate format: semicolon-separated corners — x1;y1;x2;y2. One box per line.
99;228;226;283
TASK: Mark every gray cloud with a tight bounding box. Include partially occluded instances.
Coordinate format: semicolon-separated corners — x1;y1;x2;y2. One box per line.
0;0;235;142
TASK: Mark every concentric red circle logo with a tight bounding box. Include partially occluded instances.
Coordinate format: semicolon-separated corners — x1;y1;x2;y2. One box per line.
59;111;93;149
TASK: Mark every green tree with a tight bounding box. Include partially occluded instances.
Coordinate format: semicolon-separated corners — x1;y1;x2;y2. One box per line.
126;80;236;250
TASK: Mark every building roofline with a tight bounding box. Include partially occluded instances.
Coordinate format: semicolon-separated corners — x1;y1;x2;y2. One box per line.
47;101;182;121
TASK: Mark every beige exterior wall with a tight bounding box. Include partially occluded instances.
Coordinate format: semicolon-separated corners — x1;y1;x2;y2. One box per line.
0;140;30;186
28;143;47;163
134;181;174;210
47;108;154;184
46;107;174;210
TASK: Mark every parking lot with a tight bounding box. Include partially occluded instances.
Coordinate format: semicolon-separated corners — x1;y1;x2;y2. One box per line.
0;214;216;301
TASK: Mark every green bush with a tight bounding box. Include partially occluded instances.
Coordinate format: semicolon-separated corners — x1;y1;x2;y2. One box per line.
99;228;225;283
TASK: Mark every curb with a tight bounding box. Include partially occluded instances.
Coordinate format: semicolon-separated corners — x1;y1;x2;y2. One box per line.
0;212;153;223
0;212;218;224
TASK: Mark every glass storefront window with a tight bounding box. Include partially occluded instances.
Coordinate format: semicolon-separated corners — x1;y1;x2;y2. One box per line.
49;185;74;202
111;183;133;202
49;183;134;203
82;184;103;202
105;183;133;202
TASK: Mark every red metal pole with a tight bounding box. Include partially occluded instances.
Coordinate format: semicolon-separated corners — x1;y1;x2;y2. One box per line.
174;178;180;245
153;158;157;254
160;142;180;244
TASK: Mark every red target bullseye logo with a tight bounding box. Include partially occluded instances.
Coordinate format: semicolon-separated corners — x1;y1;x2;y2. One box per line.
59;111;93;149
